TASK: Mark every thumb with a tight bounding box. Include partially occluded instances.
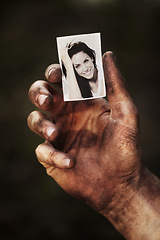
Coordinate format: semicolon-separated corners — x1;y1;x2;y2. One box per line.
103;51;138;127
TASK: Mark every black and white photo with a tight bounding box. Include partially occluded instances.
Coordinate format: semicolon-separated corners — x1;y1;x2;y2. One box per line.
57;33;106;101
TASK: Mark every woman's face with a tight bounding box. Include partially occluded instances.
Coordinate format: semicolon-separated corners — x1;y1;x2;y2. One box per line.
71;51;95;79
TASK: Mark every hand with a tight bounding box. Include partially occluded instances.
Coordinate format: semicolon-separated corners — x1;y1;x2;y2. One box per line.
27;52;142;212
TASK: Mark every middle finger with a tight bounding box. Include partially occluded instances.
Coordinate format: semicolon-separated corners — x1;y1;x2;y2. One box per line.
28;80;64;114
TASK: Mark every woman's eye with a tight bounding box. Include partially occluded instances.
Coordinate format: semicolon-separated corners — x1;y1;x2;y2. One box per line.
75;65;80;69
84;58;89;63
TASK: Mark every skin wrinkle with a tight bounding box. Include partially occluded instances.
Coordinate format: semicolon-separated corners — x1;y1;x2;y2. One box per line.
47;149;59;166
54;101;68;118
57;115;115;209
61;102;100;154
72;157;110;211
117;127;140;153
101;168;160;240
140;168;160;211
100;119;142;183
64;126;98;154
102;183;140;239
58;115;80;153
63;106;75;151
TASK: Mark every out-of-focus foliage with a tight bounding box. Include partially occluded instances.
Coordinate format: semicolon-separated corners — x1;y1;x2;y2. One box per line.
1;0;160;239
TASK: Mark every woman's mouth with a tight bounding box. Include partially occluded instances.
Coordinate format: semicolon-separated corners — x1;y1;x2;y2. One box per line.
83;69;91;76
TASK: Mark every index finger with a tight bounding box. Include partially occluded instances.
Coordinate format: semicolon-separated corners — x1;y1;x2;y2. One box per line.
103;51;138;127
45;64;62;85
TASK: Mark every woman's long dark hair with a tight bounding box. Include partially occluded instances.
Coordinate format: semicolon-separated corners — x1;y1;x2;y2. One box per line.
68;42;98;98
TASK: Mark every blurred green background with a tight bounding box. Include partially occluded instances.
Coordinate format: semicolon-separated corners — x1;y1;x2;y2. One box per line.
1;0;160;239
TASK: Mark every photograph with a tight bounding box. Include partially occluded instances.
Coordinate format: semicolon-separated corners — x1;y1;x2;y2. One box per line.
57;33;106;101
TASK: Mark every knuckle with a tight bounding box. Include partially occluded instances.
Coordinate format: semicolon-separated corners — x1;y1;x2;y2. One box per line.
48;149;57;166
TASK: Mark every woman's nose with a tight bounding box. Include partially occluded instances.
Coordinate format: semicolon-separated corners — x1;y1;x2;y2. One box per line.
81;64;88;72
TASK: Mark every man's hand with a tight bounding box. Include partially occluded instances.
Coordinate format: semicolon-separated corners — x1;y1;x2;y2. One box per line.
27;52;141;209
27;52;160;240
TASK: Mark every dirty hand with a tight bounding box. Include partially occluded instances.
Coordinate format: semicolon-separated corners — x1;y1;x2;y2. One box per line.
27;52;141;212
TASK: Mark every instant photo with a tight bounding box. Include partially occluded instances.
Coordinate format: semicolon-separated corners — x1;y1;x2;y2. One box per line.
56;33;106;101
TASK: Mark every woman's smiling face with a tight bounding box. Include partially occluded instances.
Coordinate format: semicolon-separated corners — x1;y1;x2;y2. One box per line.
71;51;95;79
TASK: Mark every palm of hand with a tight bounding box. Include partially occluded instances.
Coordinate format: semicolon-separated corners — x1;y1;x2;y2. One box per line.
46;97;141;211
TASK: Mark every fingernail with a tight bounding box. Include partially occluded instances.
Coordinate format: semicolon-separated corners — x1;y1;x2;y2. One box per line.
38;94;48;105
64;158;70;167
48;68;55;78
45;66;56;79
109;51;116;62
46;127;55;138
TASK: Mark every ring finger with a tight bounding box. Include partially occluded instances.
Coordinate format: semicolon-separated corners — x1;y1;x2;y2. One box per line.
27;111;58;142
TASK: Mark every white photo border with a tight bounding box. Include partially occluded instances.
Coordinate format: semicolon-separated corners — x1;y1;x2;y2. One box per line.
56;32;106;101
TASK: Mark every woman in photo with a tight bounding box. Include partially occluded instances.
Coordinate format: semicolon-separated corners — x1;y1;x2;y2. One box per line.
67;41;102;99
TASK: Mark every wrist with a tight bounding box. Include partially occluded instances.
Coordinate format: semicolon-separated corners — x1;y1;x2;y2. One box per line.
99;166;160;240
